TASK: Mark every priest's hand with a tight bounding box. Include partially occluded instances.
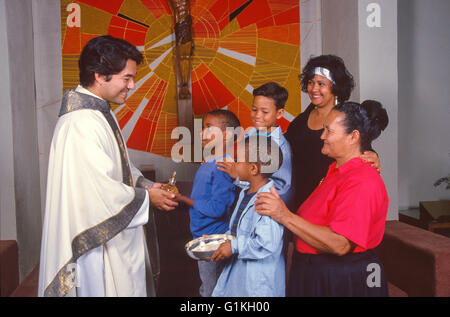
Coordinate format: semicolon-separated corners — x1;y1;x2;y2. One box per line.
210;241;232;262
147;183;178;211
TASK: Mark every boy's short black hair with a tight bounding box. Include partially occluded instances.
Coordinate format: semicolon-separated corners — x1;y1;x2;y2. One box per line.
252;82;288;110
243;135;283;179
206;109;241;130
79;35;143;88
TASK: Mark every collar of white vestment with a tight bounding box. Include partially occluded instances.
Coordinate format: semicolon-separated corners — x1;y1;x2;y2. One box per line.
59;88;110;117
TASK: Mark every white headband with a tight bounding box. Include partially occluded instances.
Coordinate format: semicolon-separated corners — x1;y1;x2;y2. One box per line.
314;67;335;84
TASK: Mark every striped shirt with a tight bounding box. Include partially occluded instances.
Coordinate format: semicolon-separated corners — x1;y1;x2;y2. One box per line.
230;190;256;236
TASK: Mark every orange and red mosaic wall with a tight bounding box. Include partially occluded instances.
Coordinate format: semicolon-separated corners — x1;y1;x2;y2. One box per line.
61;0;301;157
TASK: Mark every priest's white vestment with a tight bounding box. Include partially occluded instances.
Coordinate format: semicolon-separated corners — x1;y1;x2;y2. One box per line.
38;87;158;297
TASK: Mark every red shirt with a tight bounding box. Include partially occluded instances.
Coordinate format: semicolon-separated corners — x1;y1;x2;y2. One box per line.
295;158;389;254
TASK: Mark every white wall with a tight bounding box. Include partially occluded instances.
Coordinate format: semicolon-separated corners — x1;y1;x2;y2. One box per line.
322;0;399;220
398;0;450;208
32;0;63;220
0;0;43;280
358;0;398;220
322;0;360;102
300;0;323;108
319;0;450;213
0;0;17;241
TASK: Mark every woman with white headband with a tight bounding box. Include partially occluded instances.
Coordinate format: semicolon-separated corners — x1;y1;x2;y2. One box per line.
284;55;380;212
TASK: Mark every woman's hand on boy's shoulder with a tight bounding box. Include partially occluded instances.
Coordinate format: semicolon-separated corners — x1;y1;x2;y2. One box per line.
360;150;381;173
255;186;290;224
216;161;237;179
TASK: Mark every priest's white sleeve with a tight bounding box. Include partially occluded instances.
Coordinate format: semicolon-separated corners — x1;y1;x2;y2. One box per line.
128;190;149;228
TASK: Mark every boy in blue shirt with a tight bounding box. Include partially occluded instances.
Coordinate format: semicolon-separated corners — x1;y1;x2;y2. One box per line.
175;109;240;297
217;82;293;205
211;136;285;297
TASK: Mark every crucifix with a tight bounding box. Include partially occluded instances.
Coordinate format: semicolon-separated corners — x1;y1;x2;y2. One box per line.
168;0;194;134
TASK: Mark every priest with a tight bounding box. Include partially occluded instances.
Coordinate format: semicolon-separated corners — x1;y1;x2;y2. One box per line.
38;35;178;297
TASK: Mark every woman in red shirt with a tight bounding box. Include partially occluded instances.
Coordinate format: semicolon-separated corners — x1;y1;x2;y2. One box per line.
255;100;389;296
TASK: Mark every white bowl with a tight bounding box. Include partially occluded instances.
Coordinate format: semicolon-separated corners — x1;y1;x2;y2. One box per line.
185;234;235;261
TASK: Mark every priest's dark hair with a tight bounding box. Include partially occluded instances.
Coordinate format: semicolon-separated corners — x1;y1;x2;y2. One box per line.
253;81;288;109
78;35;143;88
300;54;355;103
334;100;389;152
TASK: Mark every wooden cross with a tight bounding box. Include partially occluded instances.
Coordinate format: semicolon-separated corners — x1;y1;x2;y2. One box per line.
168;0;194;134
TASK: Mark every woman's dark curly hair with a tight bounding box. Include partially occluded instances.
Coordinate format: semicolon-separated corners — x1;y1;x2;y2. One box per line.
334;100;389;152
300;55;355;103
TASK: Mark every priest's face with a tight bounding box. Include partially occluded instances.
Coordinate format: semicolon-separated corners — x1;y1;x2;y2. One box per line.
98;59;137;104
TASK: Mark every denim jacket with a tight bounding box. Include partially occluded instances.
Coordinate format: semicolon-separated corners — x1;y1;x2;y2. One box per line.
212;180;285;297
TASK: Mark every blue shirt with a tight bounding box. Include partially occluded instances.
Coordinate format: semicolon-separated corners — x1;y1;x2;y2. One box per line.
189;156;236;238
212;180;285;297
